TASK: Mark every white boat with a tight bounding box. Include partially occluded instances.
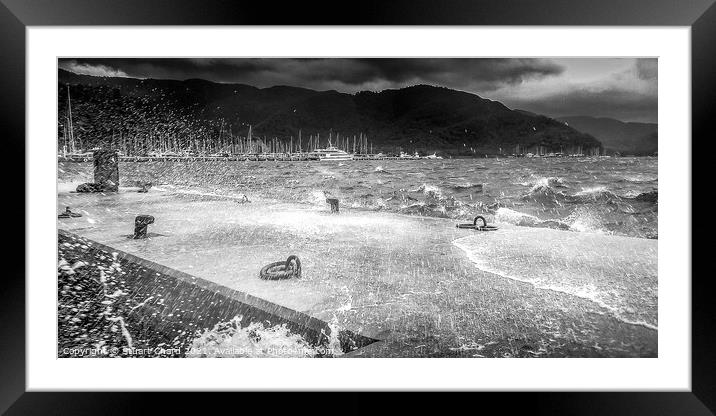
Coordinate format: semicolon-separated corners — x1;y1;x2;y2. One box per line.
424;153;443;159
312;145;354;161
62;151;94;162
399;151;420;160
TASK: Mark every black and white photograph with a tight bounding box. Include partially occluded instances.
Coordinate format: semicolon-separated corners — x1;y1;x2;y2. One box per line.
55;57;659;358
1;0;711;409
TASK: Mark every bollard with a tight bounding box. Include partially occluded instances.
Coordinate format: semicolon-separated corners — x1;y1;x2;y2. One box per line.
58;206;82;218
133;215;155;239
93;150;119;192
326;198;339;213
76;183;104;193
138;182;152;193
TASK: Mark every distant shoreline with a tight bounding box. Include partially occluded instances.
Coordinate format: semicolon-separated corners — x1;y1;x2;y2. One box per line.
56;154;658;163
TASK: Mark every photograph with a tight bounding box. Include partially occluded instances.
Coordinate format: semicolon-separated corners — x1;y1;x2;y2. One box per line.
1;0;708;409
55;57;658;359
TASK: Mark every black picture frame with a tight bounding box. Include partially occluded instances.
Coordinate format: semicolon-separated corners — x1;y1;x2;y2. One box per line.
2;0;711;414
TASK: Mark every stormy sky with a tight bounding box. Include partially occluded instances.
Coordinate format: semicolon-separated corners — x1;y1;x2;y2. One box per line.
59;58;657;123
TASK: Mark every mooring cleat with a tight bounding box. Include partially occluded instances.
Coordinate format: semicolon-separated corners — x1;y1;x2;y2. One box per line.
58;207;82;218
326;198;339;213
138;181;153;193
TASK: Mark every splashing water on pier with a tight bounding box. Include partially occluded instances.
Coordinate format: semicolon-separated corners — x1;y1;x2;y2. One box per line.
60;156;657;239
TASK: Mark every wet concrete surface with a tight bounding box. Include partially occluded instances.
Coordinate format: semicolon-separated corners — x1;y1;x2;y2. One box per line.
57;186;657;357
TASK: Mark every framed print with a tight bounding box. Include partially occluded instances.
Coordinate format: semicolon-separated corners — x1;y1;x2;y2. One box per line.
2;0;712;413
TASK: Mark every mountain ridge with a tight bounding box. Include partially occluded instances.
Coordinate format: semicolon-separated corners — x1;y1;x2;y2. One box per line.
58;69;602;156
557;115;657;156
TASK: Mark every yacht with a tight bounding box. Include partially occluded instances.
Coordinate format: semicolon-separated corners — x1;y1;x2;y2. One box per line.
312;144;354;161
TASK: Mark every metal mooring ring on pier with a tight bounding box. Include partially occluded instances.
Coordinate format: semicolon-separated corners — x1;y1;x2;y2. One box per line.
473;215;498;231
456;215;499;231
259;255;302;280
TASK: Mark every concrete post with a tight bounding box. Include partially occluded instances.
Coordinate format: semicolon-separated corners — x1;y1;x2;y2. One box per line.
93;150;119;192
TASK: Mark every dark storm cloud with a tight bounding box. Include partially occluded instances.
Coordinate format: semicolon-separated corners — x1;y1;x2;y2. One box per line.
57;57;657;123
636;59;658;80
58;58;565;92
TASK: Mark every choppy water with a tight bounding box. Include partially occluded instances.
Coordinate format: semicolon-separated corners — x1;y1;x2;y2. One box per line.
59;156;657;239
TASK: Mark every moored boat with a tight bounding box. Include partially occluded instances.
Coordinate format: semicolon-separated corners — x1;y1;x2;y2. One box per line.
311;145;354;161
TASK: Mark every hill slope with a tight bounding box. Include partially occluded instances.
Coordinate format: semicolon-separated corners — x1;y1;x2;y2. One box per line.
58;69;601;156
557;116;657;156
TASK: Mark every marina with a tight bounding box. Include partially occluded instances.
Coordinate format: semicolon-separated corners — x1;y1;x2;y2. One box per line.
58;151;613;163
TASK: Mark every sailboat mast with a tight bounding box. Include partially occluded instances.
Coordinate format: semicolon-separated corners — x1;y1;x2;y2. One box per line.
63;124;68;156
66;85;76;153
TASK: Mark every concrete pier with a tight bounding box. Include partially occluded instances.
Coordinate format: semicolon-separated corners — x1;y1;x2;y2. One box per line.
56;188;657;357
58;230;377;357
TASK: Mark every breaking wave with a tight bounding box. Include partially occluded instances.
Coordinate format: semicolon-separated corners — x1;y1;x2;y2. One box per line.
523;183;657;207
61;157;657;238
619;174;658;184
453;238;657;331
519;176;567;190
449;182;484;191
186;315;343;357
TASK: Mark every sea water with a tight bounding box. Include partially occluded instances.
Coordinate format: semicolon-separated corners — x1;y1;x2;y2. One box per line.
60;156;658;239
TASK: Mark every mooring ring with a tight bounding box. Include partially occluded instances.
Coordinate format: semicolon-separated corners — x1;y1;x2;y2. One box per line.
259;255;302;280
285;255;302;277
456;215;498;231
